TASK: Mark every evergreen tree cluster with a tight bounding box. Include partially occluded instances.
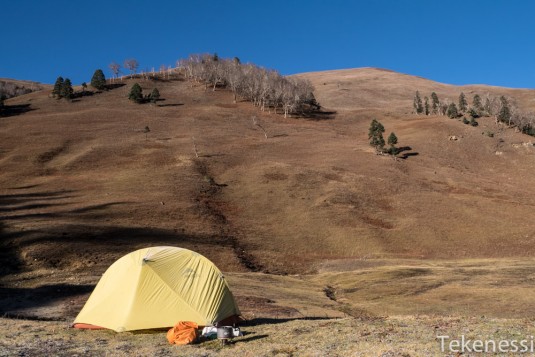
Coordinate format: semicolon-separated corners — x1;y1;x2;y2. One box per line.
128;83;161;104
368;119;399;155
52;76;74;99
413;91;492;119
412;90;535;137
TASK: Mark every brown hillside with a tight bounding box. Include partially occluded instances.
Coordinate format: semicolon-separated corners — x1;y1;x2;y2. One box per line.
297;67;535;112
2;69;535;333
1;71;535;278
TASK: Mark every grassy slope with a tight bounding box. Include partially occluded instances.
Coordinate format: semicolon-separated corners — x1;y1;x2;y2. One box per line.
2;69;535;355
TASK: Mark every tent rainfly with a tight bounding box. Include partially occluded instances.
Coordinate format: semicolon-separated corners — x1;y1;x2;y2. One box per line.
73;246;240;332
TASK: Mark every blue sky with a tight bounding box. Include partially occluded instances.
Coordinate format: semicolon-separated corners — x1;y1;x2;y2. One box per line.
2;1;535;88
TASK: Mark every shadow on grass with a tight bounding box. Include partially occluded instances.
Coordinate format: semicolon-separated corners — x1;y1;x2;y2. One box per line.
158;103;184;107
292;110;337;121
233;333;269;343
244;316;335;326
0;104;35;117
395;146;419;160
0;284;94;321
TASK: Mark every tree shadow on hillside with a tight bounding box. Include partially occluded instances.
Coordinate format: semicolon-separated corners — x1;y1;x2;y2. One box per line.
0;104;34;117
105;83;126;90
244;316;334;326
158;103;184;107
71;91;95;100
296;110;337;121
0;187;235;276
0;284;94;321
395;146;419;160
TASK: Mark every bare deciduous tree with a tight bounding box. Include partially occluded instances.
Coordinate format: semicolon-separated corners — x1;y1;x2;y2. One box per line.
178;53;319;117
124;59;139;78
109;62;121;82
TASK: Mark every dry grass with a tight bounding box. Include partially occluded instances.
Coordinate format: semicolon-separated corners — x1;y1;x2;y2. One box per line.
311;258;535;318
3;314;535;356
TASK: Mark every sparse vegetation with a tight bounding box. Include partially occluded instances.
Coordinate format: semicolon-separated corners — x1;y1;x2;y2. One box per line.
179;53;320;118
90;69;106;90
0;80;40;100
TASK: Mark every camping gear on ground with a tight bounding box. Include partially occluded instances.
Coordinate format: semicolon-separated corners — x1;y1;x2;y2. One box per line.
217;326;234;339
217;326;235;345
72;246;241;332
166;321;199;345
201;326;218;340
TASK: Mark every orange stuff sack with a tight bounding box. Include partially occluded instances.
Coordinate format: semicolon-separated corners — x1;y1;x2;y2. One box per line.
166;321;199;345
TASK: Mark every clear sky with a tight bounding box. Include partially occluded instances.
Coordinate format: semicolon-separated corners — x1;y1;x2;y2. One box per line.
3;0;535;88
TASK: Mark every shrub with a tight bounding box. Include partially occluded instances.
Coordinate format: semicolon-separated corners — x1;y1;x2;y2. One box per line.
128;83;143;103
468;107;480;118
462;117;469;124
470;118;478;127
149;88;160;103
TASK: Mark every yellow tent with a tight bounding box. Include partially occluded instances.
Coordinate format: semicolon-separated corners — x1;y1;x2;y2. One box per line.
73;246;240;332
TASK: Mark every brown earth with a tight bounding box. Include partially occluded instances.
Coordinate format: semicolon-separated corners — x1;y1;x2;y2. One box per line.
2;68;535;354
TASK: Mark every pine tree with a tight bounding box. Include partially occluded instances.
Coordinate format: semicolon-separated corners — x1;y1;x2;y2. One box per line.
91;69;106;90
458;92;467;112
150;88;160;103
447;103;459;118
60;78;74;99
387;132;398;155
472;94;483;112
431;92;440;114
368;119;385;151
128;83;143;103
497;96;511;124
424;96;430;115
413;91;423;114
81;82;87;93
52;76;64;97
